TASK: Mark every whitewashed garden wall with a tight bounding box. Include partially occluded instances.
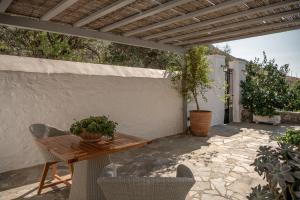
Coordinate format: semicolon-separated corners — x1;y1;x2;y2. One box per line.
0;54;225;173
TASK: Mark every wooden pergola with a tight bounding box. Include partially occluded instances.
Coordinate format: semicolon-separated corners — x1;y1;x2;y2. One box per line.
0;0;299;131
0;0;299;54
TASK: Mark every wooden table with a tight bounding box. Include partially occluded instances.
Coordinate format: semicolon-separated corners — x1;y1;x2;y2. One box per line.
36;133;148;200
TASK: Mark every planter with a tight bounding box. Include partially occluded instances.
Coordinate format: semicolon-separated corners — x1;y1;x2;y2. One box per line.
79;131;102;143
190;110;212;137
253;114;281;125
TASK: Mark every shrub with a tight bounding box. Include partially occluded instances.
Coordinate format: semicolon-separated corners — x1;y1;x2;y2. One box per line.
249;143;300;200
278;129;300;147
241;52;289;116
285;80;300;112
70;116;117;138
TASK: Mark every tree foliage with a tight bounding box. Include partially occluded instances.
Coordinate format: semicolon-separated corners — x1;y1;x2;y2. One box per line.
241;52;289;116
0;26;105;63
285;80;300;112
167;46;212;110
221;44;232;67
0;26;179;69
103;43;179;69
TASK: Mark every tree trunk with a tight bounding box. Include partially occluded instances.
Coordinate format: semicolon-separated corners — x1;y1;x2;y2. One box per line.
193;92;200;111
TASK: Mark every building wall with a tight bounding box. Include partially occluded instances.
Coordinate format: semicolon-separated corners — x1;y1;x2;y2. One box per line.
0;54;225;173
229;60;247;123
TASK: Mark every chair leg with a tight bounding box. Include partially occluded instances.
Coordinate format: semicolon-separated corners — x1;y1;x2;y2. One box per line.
51;163;57;179
38;162;72;195
37;162;51;195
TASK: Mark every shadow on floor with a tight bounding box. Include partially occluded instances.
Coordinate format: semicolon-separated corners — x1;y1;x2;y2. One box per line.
0;122;297;200
0;164;70;192
12;186;69;200
112;123;296;177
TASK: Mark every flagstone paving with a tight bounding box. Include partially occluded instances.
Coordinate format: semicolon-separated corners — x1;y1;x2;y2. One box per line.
1;123;299;200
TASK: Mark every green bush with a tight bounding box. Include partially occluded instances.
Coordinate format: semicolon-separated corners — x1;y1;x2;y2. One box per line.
241;52;289;116
286;81;300;112
70;116;117;138
277;129;300;147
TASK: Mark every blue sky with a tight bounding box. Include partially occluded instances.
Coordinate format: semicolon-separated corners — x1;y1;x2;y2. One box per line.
214;29;300;78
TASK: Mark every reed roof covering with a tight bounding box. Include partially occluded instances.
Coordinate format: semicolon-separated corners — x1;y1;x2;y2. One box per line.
0;0;299;53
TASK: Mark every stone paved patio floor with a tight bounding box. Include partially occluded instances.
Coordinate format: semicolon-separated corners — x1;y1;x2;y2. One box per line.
1;123;299;200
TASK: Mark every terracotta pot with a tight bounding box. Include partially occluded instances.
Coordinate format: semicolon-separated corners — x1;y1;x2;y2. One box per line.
190;110;212;137
79;131;102;143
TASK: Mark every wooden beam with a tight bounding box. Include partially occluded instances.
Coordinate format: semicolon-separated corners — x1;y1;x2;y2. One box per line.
152;0;200;23
160;9;300;43
176;19;300;46
123;0;249;37
41;0;79;21
191;25;300;47
0;0;13;12
100;0;193;32
74;0;136;27
0;14;184;54
143;0;300;40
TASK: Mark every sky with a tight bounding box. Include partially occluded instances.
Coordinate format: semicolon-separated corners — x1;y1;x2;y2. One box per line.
213;29;300;78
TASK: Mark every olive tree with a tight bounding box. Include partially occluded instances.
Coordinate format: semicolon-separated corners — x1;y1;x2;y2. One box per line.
167;46;212;110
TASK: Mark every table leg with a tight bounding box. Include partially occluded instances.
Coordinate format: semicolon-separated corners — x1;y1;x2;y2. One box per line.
68;155;110;200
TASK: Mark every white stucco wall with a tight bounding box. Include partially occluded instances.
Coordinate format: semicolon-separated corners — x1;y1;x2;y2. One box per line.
0;54;225;173
0;55;183;173
187;55;226;126
229;60;247;122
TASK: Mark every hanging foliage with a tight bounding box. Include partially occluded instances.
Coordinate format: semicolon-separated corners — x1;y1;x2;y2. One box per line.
0;26;105;63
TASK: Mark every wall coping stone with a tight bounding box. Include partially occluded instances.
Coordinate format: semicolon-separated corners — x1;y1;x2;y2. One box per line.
0;54;168;78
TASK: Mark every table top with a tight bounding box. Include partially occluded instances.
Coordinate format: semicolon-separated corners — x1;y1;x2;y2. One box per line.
36;133;149;163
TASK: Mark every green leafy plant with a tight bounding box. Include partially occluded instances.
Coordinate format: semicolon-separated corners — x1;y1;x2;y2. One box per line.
247;185;275;200
285;80;300;112
249;143;300;200
70;116;117;138
167;46;212;110
278;129;300;147
241;52;289;116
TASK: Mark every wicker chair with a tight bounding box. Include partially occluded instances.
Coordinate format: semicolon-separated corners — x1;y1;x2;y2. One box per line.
98;164;195;200
29;124;73;194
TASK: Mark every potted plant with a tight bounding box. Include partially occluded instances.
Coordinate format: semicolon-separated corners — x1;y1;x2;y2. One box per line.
70;116;118;142
241;52;289;125
167;46;212;136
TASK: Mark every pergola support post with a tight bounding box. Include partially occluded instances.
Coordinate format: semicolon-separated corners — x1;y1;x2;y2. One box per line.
181;50;188;134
